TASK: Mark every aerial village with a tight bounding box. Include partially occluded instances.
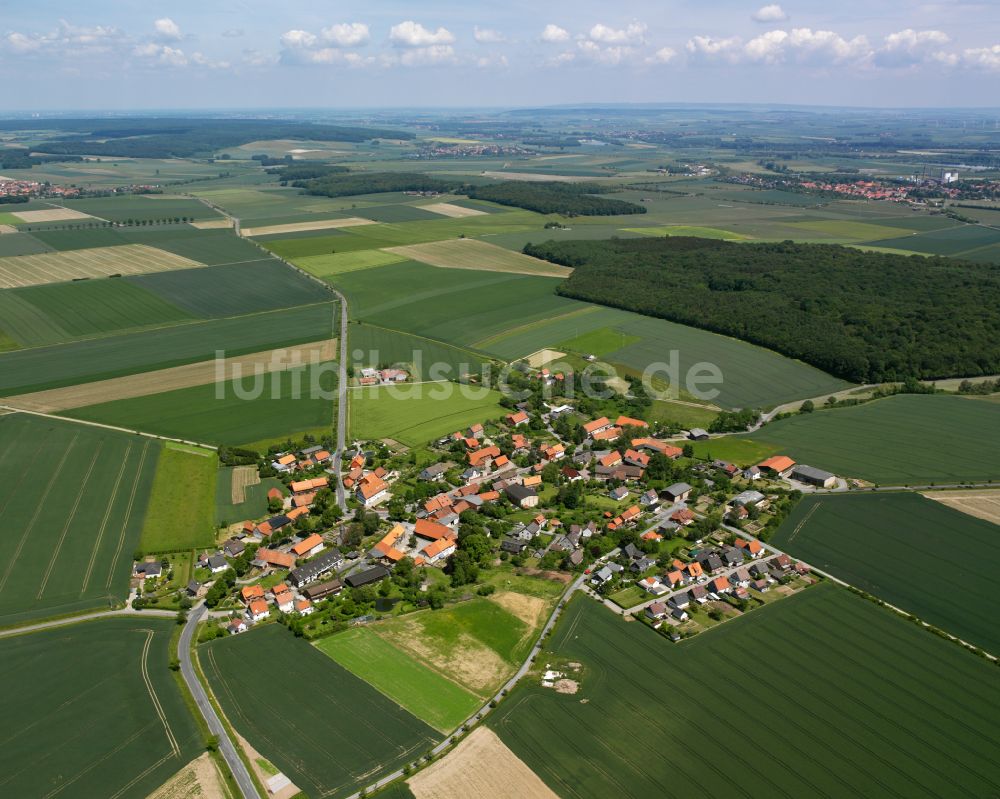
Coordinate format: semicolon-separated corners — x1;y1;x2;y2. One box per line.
132;363;832;643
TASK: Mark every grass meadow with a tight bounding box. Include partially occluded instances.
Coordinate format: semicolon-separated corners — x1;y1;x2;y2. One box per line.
0;617;201;798
0;414;159;626
772;492;1000;654
138;444;218;553
204;624;439;798
317;629;482;733
744;394;1000;483
69;362;337;449
350;385;505;446
491;586;1000;798
348;322;494;380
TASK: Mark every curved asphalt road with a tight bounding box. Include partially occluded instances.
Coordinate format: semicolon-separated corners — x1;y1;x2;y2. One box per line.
180;604;261;799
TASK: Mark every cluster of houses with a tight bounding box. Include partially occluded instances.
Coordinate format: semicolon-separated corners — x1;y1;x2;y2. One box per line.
270;445;332;474
358;367;409;386
344;452;394;507
643;552;807;625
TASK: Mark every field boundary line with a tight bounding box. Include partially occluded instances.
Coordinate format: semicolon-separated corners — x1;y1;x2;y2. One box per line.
106;440;152;589
80;443;132;595
0;433;78;594
0;407;219;451
138;627;181;758
786;500;821;544
37;441;103;598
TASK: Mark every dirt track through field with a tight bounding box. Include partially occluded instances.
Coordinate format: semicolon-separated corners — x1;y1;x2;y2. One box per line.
1;339;337;412
242;217;375;236
0;243;204;288
923;490;1000;525
383;238;572;278
408;727;558;799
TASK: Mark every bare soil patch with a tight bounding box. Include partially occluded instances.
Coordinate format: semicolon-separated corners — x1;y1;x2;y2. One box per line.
923;489;1000;525
384;627;508;697
420;202;488;219
383;239;572;278
242;217;375;237
0;243;203;289
190;219;233;230
233;731;300;799
0;224;16;235
1;339;336;412
231;465;260;504
489;591;547;629
553;679;579;694
408;727;558;799
517;568;572;584
11;207;93;223
525;349;566;369
144;753;226;799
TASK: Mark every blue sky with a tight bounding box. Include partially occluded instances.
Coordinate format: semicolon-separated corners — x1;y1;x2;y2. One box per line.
2;1;998;110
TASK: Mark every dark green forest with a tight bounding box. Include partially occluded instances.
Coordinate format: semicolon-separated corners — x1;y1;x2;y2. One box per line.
295;171;456;197
467;181;646;216
31;119;411;158
524;237;1000;383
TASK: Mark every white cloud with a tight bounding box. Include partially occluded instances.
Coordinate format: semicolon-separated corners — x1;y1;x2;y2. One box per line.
577;40;632;64
280;29;317;50
686;35;743;61
548;51;576;65
389;21;455;47
153;18;182;42
4;21;123;57
876;29;951;66
321;22;370;48
133;42;188;67
588;22;647;45
541;24;570;43
962;44;1000;69
753;4;787;23
222;29;245;39
474;26;504;43
190;51;230;69
645;46;678;64
396;44;455;65
242;49;277;67
688;28;871;66
279;28;374;66
476;53;509;67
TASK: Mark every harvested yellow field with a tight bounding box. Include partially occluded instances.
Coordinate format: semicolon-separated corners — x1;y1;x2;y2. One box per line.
0;244;203;289
145;753;226;799
231;465;260;504
525;349;566;369
242;217;376;236
421;202;487;218
383;239;572;278
408;727;558;799
0;225;16;235
1;339;336;412
189;218;232;230
11;207;93;223
923;490;1000;525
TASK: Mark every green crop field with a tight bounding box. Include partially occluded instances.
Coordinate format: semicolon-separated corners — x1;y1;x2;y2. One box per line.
743;394;1000;483
203;624;439;799
623;224;751;239
331;260;576;347
317;628;482;733
129;260;332;318
0;231;52;256
491;586;1000;799
0;617;201;798
351;385;505;446
138;445;217;553
349;323;493;380
120;228;266;265
868;223;1000;256
63;195;222;222
0;414;159;626
294;249;407;278
0;278;194;346
70;362;337;449
0;303;334;396
772;492;1000;654
28;226;129;250
688;436;780;465
556;325;641;357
